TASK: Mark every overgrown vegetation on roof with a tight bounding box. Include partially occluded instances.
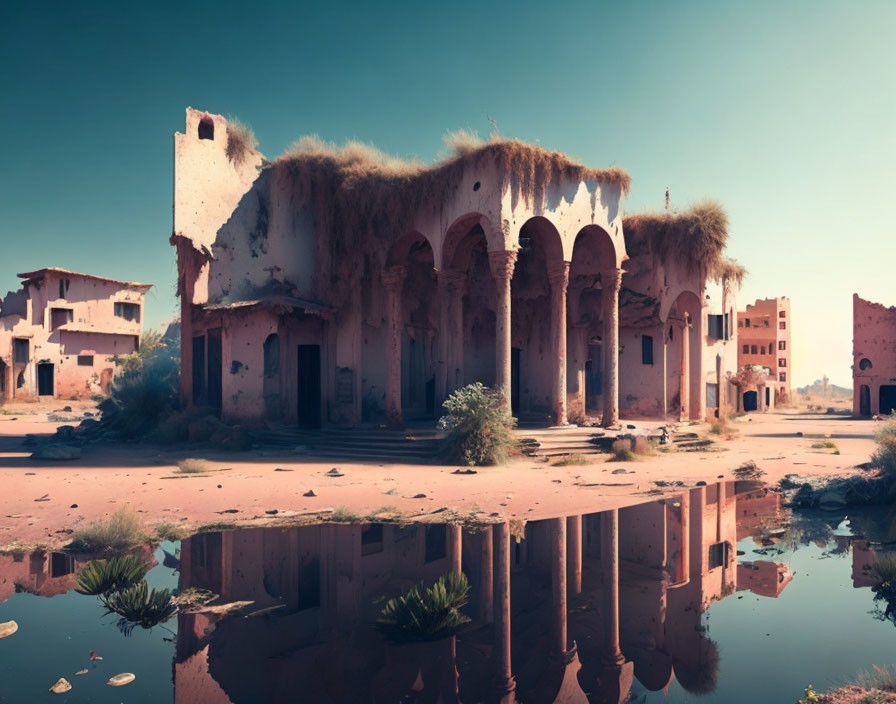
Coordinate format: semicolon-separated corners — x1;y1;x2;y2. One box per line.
622;201;746;285
225;118;258;166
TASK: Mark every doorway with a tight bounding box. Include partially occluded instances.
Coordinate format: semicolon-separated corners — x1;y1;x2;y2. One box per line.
765;386;771;408
207;329;223;413
297;344;321;428
743;390;758;412
511;347;521;416
860;384;871;416
880;385;896;416
37;363;54;397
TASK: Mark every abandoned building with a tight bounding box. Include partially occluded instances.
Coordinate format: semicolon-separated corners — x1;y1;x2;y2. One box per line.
735;297;790;410
0;268;151;402
172;108;743;429
852;293;896;417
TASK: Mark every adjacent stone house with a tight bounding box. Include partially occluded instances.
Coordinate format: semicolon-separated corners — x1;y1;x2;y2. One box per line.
172;108;742;428
852;293;896;417
736;296;790;409
0;268;151;402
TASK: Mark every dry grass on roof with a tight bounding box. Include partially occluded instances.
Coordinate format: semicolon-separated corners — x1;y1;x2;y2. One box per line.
225;118;258;166
623;201;745;284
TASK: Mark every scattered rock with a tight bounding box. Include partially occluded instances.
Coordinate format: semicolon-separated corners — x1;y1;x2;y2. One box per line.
696;480;707;486
217;485;222;489
74;669;88;676
611;469;627;475
452;468;477;475
326;468;344;477
89;651;103;661
62;406;72;412
24;472;35;476
217;509;239;514
265;509;279;515
49;678;72;694
70;504;78;508
34;495;50;502
107;673;136;687
274;468;294;472
412;493;427;499
626;424;636;430
303;490;317;497
0;621;18;639
31;444;82;460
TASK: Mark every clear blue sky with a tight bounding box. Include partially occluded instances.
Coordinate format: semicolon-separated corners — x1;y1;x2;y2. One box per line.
1;0;893;387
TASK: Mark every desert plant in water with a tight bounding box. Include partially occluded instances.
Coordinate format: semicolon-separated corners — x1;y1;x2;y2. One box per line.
376;572;471;643
438;383;517;466
69;508;145;554
75;554;148;595
101;580;177;630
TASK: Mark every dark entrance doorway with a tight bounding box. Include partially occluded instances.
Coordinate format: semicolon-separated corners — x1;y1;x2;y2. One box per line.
297;344;321;428
207;329;223;413
0;359;6;400
37;363;54;396
765;386;771;408
511;347;521;416
743;390;758;412
880;386;896;416
860;384;871;416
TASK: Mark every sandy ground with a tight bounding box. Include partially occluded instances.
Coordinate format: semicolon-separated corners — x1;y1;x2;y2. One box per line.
0;405;878;550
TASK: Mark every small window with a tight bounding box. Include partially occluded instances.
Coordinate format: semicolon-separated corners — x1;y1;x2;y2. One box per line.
737;320;744;328
779;341;786;351
50;308;73;332
425;524;447;564
742;344;749;354
859;358;873;371
779;321;786;330
77;355;94;367
779;372;787;382
708;314;724;341
724;312;730;340
760;346;766;355
50;552;74;578
764;319;770;327
778;358;786;367
13;338;29;365
641;335;654;365
198;117;214;140
779;310;786;318
58;278;70;299
744;318;751;328
361;523;384;556
114;302;141;322
708;542;729;569
751;345;758;355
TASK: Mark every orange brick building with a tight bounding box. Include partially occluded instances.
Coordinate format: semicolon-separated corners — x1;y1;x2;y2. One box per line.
737;297;791;404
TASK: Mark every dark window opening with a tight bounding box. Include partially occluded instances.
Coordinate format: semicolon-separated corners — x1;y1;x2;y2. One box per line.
737;320;743;328
859;358;872;371
881;386;896;416
779;341;787;351
198;117;214;140
724;312;730;340
297;557;321;610
77;355;94;367
760;346;766;355
425;524;447;563
708;314;724;340
37;363;54;396
778;358;786;367
16;372;25;388
50;308;73;331
473;181;481;191
58;279;70;299
708;541;729;569
742;345;749;354
114;302;141;323
641;335;654;365
750;345;757;355
13;338;29;365
779;372;786;382
779;310;786;318
744;318;751;327
361;523;384;556
263;334;280;378
50;552;74;578
764;319;770;327
779;321;786;330
860;384;871;416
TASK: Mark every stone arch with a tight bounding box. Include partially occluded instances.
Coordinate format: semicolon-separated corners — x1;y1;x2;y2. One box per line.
668;290;703;421
440;213;502;271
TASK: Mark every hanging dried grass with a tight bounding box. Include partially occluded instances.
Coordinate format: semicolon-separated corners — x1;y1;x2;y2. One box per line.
225;118;258;166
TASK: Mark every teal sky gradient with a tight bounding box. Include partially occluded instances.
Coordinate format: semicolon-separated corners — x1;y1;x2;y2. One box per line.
2;0;893;387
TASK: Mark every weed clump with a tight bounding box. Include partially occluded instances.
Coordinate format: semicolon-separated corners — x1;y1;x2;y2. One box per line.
177;458;208;474
732;461;765;480
225;118;258;165
438;383;517;466
609;438;635;462
69;508;145;554
551;454;589;466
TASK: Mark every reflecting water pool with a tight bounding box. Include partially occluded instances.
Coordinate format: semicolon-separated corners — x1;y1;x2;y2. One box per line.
2;481;896;703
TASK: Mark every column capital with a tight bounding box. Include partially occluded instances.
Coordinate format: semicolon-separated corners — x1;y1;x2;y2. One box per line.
488;250;518;281
438;267;467;293
548;260;571;287
382;265;407;292
600;267;624;292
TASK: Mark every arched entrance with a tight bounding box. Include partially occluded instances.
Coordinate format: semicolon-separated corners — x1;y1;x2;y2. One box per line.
667;291;703;421
860;384;871;417
743;390;758;412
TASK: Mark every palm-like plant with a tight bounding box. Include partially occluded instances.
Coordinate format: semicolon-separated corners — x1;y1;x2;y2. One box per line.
376;572;471;643
75;555;148;596
101;581;177;630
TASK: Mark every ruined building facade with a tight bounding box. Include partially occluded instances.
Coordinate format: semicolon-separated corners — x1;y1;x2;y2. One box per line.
172;108;742;429
852;293;896;417
735;297;790;409
0;268;150;402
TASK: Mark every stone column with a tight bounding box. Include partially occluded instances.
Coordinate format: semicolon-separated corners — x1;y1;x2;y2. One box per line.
383;266;407;428
679;315;691;422
695;307;707;421
601;268;623;428
677;490;690;586
567;515;582;597
601;509;624;664
550;517;568;657
447;524;463;575
494;522;516;702
489;251;518;405
549;261;570;426
689;486;706;579
568;323;588;423
479;525;494;624
440;269;466;398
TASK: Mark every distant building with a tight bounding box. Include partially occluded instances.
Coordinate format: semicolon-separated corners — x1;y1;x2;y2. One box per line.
736;297;790;409
0;268;151;402
852;293;896;417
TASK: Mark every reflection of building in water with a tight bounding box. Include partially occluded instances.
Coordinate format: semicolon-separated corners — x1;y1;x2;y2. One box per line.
0;550;81;603
174;481;796;703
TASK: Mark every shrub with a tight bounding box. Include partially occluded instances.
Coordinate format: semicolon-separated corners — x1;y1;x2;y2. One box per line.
873;415;896;479
811;440;838;450
438;383;517;466
177;458;208;474
551;453;589;466
632;435;656;456
609;438;634;462
101;580;177;630
732;461;765;480
69;508;145;554
376;572;471;643
107;331;180;440
75;554;148;595
331;506;361;522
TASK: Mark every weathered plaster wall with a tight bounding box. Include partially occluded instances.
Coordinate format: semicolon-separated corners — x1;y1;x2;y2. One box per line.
853;293;896;416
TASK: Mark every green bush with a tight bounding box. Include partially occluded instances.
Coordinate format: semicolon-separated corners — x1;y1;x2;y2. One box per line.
437;383;517;466
108;330;180;439
376;572;471;643
75;554;148;595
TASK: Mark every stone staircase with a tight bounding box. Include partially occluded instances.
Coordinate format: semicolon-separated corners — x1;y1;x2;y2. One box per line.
250;426;444;463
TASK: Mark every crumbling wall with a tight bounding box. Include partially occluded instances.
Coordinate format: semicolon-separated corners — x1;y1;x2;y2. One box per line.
853;293;896;416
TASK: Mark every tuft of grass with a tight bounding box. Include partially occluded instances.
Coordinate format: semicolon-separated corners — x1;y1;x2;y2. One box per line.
442;128;485;156
177;458;208;474
331;506;362;522
551;453;589;466
69;508;145;554
608;438;635;462
812;440;838;450
632;435;657;456
368;506;398;517
225;118;258;165
155;522;191;542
